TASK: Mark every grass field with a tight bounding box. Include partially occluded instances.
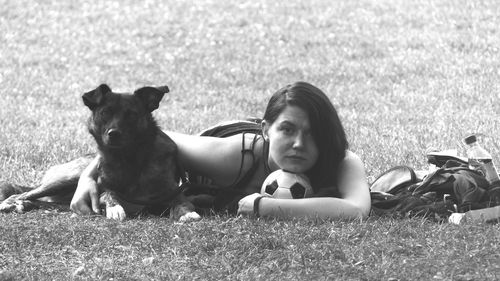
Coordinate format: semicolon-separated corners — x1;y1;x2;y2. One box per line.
1;0;500;280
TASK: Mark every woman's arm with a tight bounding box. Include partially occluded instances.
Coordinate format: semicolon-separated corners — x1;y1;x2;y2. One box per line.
70;155;101;215
240;151;371;220
167;131;257;187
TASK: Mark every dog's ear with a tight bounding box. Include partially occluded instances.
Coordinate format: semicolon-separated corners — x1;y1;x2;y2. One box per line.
134;86;168;112
82;84;111;110
155;86;170;95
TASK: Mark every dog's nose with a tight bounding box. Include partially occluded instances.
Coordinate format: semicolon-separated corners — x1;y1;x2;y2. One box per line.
107;129;122;140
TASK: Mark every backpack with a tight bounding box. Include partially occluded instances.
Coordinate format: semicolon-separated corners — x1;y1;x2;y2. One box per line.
370;155;500;221
181;118;263;214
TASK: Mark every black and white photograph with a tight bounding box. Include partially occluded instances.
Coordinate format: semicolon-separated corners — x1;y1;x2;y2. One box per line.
1;0;499;280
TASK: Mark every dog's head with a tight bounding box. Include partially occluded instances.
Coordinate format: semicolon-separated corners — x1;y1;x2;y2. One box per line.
82;84;169;149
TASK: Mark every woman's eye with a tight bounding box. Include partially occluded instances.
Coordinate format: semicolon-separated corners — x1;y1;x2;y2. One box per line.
280;126;294;135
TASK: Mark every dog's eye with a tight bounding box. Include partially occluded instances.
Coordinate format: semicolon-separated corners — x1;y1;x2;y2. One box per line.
99;108;113;118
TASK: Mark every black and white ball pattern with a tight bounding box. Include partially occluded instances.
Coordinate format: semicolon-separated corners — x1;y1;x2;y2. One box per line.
261;170;313;199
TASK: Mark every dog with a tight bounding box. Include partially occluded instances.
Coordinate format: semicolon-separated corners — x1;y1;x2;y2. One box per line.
0;84;200;222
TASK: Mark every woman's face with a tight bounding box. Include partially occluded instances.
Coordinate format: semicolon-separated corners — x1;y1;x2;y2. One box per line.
263;105;319;174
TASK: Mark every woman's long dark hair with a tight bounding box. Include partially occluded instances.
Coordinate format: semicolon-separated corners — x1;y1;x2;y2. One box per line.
262;82;348;191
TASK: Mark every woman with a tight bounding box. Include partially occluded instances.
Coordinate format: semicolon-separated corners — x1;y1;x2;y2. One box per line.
71;82;371;220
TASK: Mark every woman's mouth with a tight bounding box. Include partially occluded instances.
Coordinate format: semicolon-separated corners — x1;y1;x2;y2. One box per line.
286;155;305;161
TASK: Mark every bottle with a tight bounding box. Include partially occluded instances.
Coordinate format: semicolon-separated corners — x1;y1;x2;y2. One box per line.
464;134;500;190
449;205;500;224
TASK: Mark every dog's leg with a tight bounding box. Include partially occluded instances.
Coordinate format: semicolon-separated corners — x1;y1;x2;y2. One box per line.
169;193;201;222
0;156;93;213
24;156;93;201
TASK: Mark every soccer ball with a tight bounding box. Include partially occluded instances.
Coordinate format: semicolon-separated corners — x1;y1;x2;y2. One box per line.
261;170;313;199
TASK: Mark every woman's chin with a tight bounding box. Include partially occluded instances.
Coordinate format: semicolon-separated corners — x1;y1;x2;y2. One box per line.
279;165;309;174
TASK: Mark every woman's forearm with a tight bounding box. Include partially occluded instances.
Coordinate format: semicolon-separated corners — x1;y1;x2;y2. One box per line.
70;156;100;214
258;197;369;220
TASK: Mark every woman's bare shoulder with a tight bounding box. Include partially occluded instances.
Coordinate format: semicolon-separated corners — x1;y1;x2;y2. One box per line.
337;150;367;185
342;150;363;165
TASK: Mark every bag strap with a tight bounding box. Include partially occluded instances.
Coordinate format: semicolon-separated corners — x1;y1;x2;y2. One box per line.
370;165;418;194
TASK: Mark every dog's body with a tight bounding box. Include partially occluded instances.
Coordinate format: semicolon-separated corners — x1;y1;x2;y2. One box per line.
0;84;200;222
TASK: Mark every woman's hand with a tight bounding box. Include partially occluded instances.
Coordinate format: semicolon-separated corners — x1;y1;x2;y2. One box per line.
70;177;100;215
237;193;267;217
70;156;101;215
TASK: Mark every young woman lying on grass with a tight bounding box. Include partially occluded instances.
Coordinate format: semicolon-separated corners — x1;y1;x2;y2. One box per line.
71;81;371;220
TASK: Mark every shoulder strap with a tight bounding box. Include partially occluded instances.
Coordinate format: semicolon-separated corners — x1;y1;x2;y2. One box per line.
211;133;262;212
227;133;259;188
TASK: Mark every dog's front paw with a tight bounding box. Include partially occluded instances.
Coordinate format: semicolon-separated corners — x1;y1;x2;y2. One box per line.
105;204;127;221
178;211;201;223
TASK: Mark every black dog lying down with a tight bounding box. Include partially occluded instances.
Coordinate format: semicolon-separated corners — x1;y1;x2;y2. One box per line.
0;84;200;222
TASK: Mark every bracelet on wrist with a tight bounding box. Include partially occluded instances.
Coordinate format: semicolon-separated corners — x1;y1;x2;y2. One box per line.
253;196;264;217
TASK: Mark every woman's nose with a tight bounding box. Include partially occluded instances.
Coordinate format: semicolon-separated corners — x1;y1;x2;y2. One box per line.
292;133;305;149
